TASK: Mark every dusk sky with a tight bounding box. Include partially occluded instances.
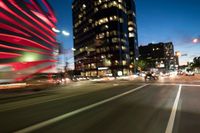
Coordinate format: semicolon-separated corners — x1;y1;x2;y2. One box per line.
49;0;200;66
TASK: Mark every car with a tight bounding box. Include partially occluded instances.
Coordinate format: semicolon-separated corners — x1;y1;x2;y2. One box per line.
177;70;184;75
145;72;159;81
185;69;195;76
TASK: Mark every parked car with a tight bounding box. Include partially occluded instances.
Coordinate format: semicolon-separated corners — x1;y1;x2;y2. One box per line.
177;70;184;75
185;69;195;76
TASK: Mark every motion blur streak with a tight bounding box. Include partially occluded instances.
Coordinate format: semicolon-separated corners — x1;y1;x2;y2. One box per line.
0;0;59;83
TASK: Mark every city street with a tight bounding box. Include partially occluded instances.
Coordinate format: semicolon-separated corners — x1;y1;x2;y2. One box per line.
1;0;200;133
0;79;200;133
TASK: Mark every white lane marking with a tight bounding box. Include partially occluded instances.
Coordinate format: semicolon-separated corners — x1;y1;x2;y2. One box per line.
15;84;148;133
150;83;200;87
165;84;182;133
0;84;116;112
181;84;200;87
0;93;87;112
113;84;119;86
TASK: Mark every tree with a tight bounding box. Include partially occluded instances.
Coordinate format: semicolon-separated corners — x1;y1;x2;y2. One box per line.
193;57;200;67
137;60;147;71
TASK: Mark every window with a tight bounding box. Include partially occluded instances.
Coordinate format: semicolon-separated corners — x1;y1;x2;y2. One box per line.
129;33;135;38
82;4;86;9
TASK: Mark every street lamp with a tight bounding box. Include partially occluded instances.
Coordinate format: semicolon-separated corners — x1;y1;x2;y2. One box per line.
52;28;71;72
175;51;181;69
71;48;76;51
129;64;133;75
62;30;70;36
192;38;199;43
192;36;200;44
52;27;61;33
133;57;139;75
52;28;70;36
175;51;181;57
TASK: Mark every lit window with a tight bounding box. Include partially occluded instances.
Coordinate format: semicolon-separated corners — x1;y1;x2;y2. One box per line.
103;3;108;8
122;46;126;50
129;33;135;38
112;38;119;43
99;33;105;39
128;27;134;31
119;18;124;23
104;59;111;66
83;27;89;32
82;4;86;9
115;60;119;65
122;60;127;65
80;48;84;52
105;25;109;29
106;32;110;37
91;63;96;69
97;49;100;53
94;8;99;12
128;21;134;25
89;19;93;23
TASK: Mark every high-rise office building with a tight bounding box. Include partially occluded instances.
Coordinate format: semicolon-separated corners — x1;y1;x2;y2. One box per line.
0;0;59;82
72;0;138;77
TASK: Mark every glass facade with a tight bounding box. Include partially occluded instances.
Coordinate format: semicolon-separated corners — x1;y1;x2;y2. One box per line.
72;0;138;77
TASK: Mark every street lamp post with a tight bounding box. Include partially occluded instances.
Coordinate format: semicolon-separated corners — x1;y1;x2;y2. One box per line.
175;51;181;69
129;64;133;75
133;57;139;75
52;28;71;79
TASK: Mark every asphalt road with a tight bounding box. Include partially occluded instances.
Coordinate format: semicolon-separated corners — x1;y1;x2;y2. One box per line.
0;81;200;133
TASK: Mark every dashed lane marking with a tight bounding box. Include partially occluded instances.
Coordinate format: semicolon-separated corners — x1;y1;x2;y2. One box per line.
15;84;148;133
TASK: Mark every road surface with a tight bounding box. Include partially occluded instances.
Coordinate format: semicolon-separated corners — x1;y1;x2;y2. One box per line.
0;81;200;133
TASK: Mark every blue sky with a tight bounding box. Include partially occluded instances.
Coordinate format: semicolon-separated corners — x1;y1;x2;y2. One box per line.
49;0;200;65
